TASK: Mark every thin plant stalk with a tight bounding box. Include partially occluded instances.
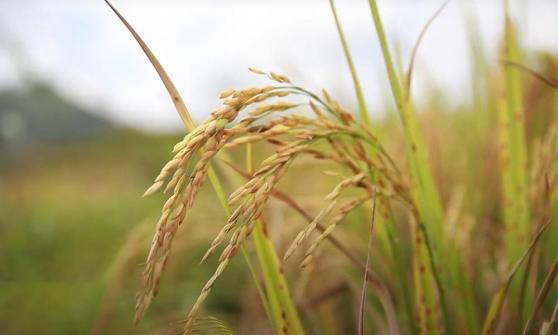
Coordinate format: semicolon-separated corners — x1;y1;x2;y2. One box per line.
329;1;418;331
327;0;370;127
378;209;417;334
497;9;531;327
358;196;377;335
366;0;445;249
481;219;552;335
521;253;558;335
246;145;306;335
220;158;400;335
253;222;306;335
542;300;558;335
366;1;449;333
500;6;529;265
405;0;449;98
103;2;303;333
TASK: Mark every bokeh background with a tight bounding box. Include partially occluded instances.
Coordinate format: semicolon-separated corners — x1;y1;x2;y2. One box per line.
0;0;557;334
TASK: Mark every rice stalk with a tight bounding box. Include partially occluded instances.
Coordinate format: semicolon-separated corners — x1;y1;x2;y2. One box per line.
481;219;552;335
102;0;193;130
366;1;450;332
327;0;370;126
375;205;417;334
102;2;303;333
244;142;305;335
405;10;482;333
405;0;450;98
358;196;377;335
326;4;423;330
540;300;558;335
140;67;411;333
522;253;558;335
219;157;401;334
98;2;558;334
495;9;532;327
503;61;558;89
499;6;530;266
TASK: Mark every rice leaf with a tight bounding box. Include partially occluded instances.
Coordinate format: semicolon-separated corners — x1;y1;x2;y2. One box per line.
503;61;558;89
253;222;305;335
366;1;450;332
481;219;552;335
103;0;194;130
376;200;417;334
245;144;305;335
327;0;370;126
499;9;530;264
405;0;450;100
358;196;377;335
522;253;558;335
540;299;558;335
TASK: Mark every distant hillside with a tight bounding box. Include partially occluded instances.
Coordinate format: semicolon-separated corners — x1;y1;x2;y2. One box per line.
0;82;112;150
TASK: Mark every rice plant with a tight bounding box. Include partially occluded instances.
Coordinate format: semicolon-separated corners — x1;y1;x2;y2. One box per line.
100;1;558;334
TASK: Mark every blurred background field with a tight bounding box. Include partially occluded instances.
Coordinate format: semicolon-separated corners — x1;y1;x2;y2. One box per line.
1;1;558;334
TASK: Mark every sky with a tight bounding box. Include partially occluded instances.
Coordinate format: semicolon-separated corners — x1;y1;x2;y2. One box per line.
0;0;557;132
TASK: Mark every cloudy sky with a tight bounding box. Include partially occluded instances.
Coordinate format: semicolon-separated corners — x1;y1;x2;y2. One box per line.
0;0;556;132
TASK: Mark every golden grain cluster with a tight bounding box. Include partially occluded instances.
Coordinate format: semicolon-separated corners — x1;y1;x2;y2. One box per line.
137;70;417;332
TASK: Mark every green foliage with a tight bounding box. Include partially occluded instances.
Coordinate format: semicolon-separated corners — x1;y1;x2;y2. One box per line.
500;13;530;264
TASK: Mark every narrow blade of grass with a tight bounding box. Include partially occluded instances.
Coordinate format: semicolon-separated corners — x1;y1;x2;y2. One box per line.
366;1;449;332
326;3;419;331
245;144;305;335
500;8;530;264
103;0;194;130
366;0;445;253
503;60;558;89
405;0;450;99
375;200;417;334
406;10;480;334
498;11;531;326
413;221;443;335
481;219;552;335
522;253;558;335
358;196;377;335
327;0;370;126
541;299;558;335
253;222;306;335
403;2;481;332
